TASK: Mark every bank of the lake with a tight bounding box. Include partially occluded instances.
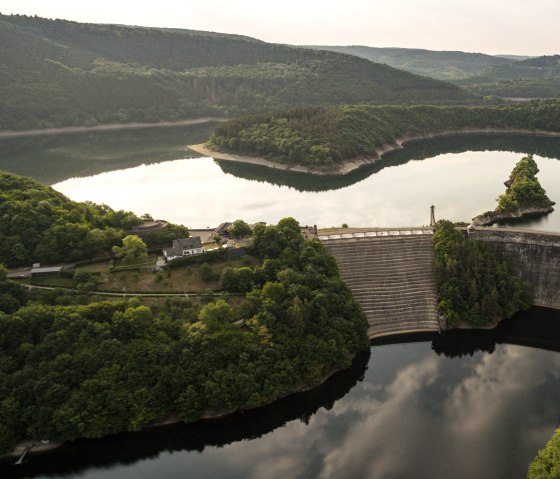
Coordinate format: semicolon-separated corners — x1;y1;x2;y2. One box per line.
53;149;560;232
3;308;560;479
196;128;560;176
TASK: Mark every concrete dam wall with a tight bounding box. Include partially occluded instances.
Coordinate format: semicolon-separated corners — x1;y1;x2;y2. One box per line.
321;229;440;339
468;228;560;310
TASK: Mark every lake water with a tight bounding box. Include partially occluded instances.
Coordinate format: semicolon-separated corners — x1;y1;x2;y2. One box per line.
50;133;560;231
3;309;560;479
1;131;560;478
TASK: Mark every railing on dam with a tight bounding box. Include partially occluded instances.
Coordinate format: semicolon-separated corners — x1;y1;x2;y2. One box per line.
318;227;434;242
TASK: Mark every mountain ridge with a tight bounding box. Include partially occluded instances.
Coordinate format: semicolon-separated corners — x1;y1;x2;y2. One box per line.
0;14;472;131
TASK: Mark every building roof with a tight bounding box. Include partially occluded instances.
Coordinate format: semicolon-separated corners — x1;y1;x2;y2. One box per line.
30;266;63;274
163;236;202;257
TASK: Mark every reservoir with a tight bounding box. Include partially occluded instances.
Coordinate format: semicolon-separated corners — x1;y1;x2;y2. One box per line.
1;129;560;478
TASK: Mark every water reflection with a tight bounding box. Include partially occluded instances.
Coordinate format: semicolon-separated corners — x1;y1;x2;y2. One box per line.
53;149;560;230
0;123;217;185
0;352;371;478
217;133;560;193
3;309;560;479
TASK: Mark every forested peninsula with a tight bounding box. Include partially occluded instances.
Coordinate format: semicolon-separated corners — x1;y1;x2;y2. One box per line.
0;174;368;454
207;102;560;172
473;155;555;226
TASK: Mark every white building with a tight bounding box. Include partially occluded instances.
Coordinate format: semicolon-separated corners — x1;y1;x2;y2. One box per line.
163;237;204;261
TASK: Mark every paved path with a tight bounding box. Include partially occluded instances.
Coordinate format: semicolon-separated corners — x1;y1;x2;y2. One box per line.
22;284;238;298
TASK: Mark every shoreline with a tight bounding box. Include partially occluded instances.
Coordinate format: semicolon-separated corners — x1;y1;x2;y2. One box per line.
0;359;353;460
0;117;226;139
190;128;560;176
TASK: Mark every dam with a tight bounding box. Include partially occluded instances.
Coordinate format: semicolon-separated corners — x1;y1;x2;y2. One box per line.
319;228;440;339
319;226;560;340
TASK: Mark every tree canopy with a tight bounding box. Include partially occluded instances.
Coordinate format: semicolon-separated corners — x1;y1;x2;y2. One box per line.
208;102;560;168
433;220;531;326
0;14;471;131
528;427;560;479
0;217;368;453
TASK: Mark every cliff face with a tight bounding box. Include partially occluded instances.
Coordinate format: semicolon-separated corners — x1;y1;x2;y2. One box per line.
469;228;560;310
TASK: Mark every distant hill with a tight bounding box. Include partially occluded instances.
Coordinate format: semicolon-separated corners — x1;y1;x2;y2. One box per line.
303;45;512;80
454;55;560;98
476;55;560;80
0;14;472;131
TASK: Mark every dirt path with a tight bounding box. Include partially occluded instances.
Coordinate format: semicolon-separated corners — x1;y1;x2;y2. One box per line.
0;117;226;139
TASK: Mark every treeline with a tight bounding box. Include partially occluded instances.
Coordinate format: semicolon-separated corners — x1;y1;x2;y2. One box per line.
528;427;560;479
0;171;188;267
208;102;560;167
459;78;560;100
0;218;368;453
0;14;471;130
433;220;531;326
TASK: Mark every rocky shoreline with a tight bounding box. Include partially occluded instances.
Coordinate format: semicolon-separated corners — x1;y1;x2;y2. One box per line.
472;205;555;226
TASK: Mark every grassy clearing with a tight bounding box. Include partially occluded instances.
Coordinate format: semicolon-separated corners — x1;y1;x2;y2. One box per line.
95;255;258;293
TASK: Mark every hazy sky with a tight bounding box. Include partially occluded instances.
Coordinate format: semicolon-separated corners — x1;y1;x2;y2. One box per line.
1;0;558;56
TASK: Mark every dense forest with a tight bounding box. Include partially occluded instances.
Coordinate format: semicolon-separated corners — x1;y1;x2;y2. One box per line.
310;46;560;98
0;170;188;267
473;155;555;225
0;14;471;131
433;220;531;327
453;55;560;98
0;218;368;453
208;102;560;168
306;45;513;80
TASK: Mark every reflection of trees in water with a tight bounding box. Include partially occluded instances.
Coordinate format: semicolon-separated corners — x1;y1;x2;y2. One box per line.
432;307;560;358
217;134;560;193
0;122;217;185
0;351;370;478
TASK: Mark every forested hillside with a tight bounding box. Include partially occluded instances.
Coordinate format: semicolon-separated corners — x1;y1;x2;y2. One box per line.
208;101;560;168
454;55;560;98
0;218;368;453
305;45;512;80
0;171;187;266
0;14;472;131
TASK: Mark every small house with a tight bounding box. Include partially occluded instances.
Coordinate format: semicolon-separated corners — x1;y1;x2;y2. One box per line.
30;265;64;278
163;237;204;261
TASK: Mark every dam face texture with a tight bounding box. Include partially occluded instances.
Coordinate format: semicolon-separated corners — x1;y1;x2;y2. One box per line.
468;228;560;310
320;228;440;339
320;227;560;340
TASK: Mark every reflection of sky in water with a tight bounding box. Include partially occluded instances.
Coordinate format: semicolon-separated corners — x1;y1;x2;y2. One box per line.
53;152;560;231
67;342;560;479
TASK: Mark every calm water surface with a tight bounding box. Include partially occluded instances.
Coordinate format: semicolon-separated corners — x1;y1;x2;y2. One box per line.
4;311;560;479
2;133;560;478
52;139;560;231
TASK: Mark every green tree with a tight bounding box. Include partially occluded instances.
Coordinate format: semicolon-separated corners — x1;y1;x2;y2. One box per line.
227;219;252;238
528;427;560;479
112;235;148;264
